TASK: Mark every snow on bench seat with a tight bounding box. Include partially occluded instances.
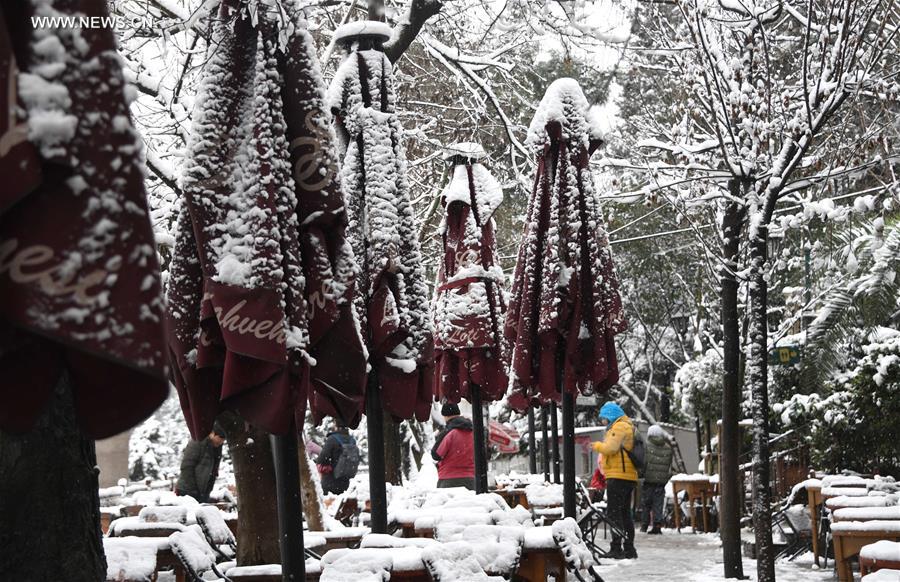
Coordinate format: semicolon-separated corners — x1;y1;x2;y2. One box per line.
832;521;900;533
226;560;321;580
490;505;535;528
103;537;160;582
524;483;564;507
360;534;439;548
523;527;557;550
107;516;187;537
138;505;189;524
862;570;900;581
320;548;396;581
421;541;504;582
822;476;869;488
834;507;900;522
827;496;897;510
436;525;524;575
861;540;900;562
823;487;872;498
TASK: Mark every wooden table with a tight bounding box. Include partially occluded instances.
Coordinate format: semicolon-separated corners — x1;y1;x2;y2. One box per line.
494;488;529;509
671;478;715;532
516;547;566;582
832;527;900;582
807;484;823;566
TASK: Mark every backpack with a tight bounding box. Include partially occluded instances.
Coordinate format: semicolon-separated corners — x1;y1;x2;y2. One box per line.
332;435;360;480
624;426;646;478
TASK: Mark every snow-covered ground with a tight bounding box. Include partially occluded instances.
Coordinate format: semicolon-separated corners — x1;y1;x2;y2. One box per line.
595;531;834;581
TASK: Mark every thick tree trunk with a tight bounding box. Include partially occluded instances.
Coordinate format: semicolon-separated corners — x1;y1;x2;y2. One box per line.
749;229;776;582
219;414;281;565
298;435;325;531
719;196;745;579
0;370;106;581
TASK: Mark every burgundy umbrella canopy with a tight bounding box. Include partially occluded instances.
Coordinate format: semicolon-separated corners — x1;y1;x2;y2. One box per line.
432;144;508;405
326;21;432;533
504;78;627;515
166;2;367;440
505;78;626;409
0;0;167;439
326;22;433;422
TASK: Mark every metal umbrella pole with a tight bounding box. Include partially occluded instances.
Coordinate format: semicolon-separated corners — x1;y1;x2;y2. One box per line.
271;429;306;581
551;402;561;483
527;407;538;474
562;393;577;518
541;405;550;481
471;385;489;493
366;371;388;533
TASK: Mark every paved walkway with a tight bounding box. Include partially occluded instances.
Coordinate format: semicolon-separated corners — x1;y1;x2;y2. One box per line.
594;530;836;581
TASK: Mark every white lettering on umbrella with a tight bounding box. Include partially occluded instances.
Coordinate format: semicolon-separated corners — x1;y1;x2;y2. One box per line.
290;110;337;191
0;62;29;157
0;238;109;305
199;291;286;346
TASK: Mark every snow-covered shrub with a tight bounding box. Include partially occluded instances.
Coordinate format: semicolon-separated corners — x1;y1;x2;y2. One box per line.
674;349;723;422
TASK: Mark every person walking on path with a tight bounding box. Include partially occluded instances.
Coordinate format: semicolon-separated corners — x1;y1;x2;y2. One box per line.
176;422;226;503
431;403;475;489
592;402;639;559
641;424;675;534
316;423;360;495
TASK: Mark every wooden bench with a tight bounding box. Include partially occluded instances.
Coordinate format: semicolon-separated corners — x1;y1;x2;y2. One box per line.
493;488;529;509
516;547;566;582
831;522;900;582
859;540;900;577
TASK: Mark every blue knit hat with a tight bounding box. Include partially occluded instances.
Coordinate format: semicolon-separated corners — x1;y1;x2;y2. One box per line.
598;402;625;424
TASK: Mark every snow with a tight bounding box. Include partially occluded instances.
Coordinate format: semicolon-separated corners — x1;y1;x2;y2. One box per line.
552;518;596;571
827;496;896;509
822;486;869;497
524;482;564;507
332;21;393;45
831;521;900;532
104;537;159;582
523;526;556;549
361;534;439;548
320;548;394;581
420;541;504;581
436;525;524;575
442;142;487;161
526;78;592;149
860;540;900;562
862;570;900;581
168;531;217;574
833;507;900;521
138;505;189;524
194;506;235;545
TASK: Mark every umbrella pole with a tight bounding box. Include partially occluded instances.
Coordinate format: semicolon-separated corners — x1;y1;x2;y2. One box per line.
471;384;488;494
540;405;550;482
366;371;388;534
270;428;306;581
527;407;537;474
562;392;576;518
550;402;561;484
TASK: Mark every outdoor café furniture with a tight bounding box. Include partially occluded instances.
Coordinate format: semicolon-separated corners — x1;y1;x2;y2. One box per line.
421;541;503;582
108;516;187;538
138;505;189;525
227;562;322;582
518;527;568;582
670;475;715;532
103;537;160;582
862;569;900;581
827;496;896;511
321;547;423;582
859;540;900;577
308;527;368;552
168;530;229;582
493;487;529;509
830;520;900;582
436;524;525;578
525;483;565;526
806;482;824;566
101;507;124;535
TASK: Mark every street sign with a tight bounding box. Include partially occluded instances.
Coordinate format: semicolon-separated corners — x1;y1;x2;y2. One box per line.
769;345;801;366
575;395;598;406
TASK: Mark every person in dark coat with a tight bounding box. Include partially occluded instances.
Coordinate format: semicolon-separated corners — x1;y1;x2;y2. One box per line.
641;424;674;534
430;402;475;489
176;422;226;503
316;423;357;495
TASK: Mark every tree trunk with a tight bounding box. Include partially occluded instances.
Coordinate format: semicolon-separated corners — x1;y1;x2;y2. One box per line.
298;435;325;531
219;414;281;565
0;369;106;581
368;0;385;21
383;406;403;485
749;228;776;582
719;196;745;579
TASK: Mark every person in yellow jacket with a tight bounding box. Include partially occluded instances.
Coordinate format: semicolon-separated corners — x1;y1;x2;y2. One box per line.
592;401;638;559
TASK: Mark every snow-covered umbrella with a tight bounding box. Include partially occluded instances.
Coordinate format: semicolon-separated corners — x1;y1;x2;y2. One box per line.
327;20;433;533
166;3;366;578
504;78;627;516
0;0;167;439
432;142;508;493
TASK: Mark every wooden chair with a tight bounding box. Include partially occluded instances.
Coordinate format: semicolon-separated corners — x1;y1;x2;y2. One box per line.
552;518;605;582
831;522;900;582
103;537;159;582
167;531;228;582
859;540;900;577
670;477;715;533
195;506;237;560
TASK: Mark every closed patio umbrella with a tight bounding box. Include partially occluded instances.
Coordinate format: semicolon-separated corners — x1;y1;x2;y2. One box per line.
432;142;508;493
0;0;168;439
326;21;432;533
504;78;627;517
166;3;366;579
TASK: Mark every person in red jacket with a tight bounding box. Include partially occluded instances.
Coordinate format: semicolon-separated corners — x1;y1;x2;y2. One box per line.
430;402;475;489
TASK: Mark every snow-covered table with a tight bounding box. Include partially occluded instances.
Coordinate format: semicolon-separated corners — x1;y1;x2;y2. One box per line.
831;521;900;582
492;487;529;509
518;528;567;582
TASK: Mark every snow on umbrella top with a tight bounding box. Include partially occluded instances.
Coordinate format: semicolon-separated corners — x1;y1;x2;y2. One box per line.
0;0;167;439
504;78;626;409
167;1;367;438
432;148;508;403
326;23;432;421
